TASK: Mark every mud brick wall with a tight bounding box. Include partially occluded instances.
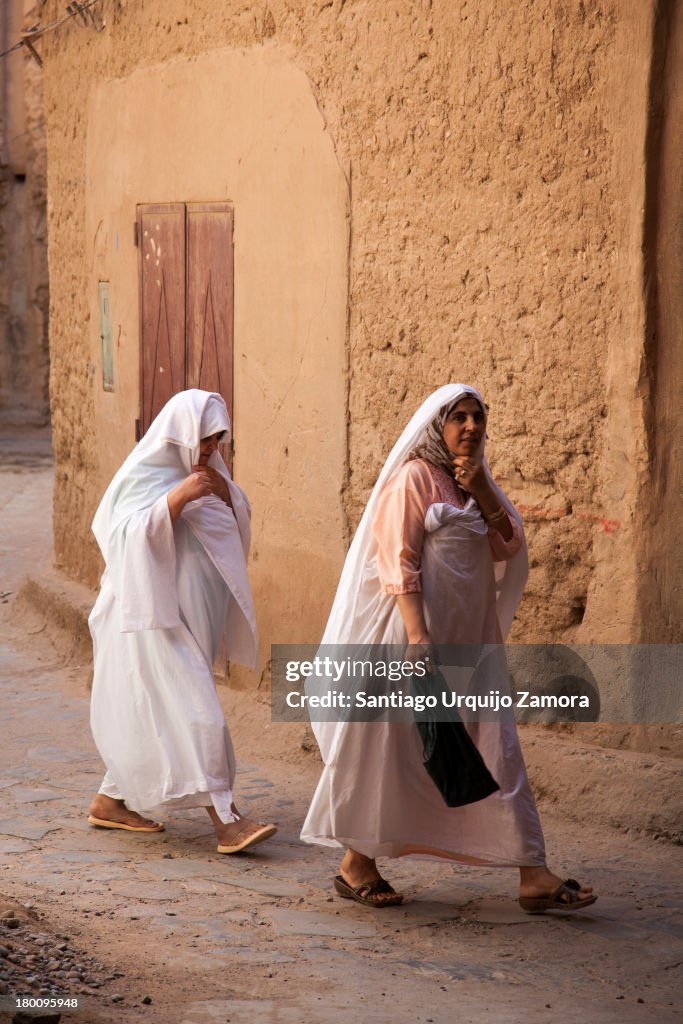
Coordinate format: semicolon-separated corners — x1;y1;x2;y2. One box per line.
39;0;682;663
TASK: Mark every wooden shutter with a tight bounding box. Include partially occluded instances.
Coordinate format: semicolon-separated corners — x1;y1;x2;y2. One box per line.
185;203;235;427
137;204;186;434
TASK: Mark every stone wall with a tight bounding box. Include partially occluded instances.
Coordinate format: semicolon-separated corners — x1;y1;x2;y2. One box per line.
38;1;681;673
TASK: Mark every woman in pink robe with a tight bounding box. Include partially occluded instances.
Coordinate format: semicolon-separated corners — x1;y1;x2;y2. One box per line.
301;384;596;913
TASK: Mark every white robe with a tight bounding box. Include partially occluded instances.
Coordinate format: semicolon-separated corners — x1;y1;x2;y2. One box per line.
89;391;258;823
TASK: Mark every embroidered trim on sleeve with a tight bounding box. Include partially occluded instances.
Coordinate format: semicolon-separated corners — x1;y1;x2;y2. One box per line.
381;581;422;595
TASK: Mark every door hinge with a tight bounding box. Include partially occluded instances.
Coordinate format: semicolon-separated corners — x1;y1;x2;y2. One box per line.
135;418;141;442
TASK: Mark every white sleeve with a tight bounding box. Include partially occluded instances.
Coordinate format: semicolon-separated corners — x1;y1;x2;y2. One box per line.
109;493;181;632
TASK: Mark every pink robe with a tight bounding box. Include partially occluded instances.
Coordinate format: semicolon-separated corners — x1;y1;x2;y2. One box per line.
301;459;546;866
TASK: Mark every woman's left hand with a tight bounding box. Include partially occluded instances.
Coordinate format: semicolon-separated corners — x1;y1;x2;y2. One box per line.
451;456;490;501
191;466;234;510
452;456;513;540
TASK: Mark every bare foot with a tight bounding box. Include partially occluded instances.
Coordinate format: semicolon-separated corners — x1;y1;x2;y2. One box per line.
519;865;594;900
338;848;403;905
89;795;162;830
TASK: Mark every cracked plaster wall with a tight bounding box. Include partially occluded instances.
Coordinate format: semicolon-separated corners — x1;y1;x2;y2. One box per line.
78;47;349;671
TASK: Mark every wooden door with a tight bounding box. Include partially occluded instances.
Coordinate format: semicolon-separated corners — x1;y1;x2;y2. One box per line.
137;204;186;434
186;203;234;429
137;202;234;449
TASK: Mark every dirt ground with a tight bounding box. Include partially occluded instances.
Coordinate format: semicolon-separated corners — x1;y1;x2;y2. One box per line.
0;437;681;1024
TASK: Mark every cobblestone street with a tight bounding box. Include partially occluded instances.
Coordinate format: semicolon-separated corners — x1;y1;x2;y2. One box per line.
0;444;681;1024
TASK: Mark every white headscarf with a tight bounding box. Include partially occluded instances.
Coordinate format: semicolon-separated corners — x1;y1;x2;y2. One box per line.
407;390;485;478
93;390;245;554
322;384;528;646
91;389;258;669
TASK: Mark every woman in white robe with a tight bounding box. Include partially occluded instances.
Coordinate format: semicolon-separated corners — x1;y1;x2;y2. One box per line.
301;384;596;912
88;389;276;854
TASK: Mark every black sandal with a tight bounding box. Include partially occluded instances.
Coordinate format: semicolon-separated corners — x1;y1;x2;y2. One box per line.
333;874;403;908
519;877;598;914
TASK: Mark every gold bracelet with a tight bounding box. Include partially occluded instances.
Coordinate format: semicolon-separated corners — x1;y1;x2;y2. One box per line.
484;506;506;524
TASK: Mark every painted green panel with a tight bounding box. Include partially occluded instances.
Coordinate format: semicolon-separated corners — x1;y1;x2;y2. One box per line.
98;281;114;392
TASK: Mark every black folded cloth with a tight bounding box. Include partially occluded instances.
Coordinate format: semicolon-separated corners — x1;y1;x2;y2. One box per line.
412;667;500;808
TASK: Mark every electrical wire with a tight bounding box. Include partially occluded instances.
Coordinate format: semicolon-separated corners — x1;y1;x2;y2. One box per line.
0;0;104;61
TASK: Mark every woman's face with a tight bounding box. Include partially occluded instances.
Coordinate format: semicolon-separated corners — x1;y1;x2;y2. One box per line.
442;398;486;457
198;433;222;465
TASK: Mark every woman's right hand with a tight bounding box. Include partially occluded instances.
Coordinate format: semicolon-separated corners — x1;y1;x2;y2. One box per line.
167;470;224;523
395;593;436;674
405;639;437;675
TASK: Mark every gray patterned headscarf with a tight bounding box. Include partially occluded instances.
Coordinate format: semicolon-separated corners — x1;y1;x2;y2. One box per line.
407;388;485;477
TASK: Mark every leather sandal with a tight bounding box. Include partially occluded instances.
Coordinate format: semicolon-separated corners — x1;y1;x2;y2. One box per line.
333;874;403;908
519;877;597;914
216;823;277;854
88;814;164;832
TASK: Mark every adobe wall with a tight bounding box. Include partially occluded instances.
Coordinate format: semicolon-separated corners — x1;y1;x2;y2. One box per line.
641;0;683;645
39;2;681;715
0;0;49;429
80;47;349;667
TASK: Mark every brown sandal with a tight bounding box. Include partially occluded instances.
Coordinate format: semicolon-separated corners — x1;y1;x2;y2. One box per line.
333;874;403;908
216;823;277;854
519;877;597;914
88;814;164;833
